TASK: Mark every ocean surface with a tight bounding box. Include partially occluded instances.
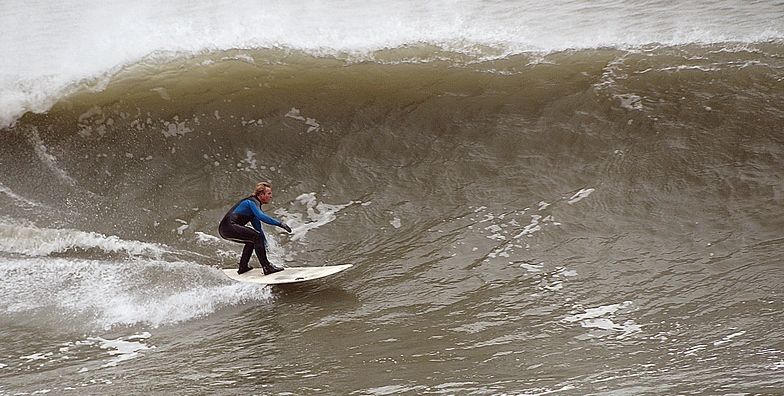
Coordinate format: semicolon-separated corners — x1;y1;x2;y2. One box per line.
2;1;784;394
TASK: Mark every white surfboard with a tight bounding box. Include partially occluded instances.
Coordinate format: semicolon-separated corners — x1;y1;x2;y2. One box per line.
222;264;353;284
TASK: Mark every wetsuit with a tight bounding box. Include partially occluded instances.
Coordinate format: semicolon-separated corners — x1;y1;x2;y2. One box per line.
219;195;284;274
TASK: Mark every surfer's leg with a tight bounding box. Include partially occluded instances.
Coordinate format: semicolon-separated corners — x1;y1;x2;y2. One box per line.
238;243;254;274
220;222;260;274
252;233;283;275
219;222;282;275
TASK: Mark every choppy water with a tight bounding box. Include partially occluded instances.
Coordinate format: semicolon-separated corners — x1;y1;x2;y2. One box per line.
2;1;784;394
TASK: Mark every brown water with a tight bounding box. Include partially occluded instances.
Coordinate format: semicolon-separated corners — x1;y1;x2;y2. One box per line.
1;44;784;394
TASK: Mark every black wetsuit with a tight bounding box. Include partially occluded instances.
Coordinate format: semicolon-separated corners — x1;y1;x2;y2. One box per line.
219;195;283;272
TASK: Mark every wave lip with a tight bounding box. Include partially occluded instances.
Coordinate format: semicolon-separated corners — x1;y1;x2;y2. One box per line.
3;0;784;129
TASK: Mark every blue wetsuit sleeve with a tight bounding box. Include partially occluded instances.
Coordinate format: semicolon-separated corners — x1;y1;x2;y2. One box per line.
250;218;263;233
248;202;282;227
234;200;282;230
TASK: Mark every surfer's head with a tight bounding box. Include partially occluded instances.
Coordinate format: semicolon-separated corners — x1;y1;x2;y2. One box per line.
254;182;272;204
254;182;271;196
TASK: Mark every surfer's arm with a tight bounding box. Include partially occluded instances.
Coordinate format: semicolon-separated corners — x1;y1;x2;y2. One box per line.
234;199;291;233
246;200;282;227
232;200;281;229
249;218;263;233
254;207;291;233
251;213;290;234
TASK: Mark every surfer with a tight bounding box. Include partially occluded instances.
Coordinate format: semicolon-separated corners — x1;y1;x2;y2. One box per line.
219;182;292;275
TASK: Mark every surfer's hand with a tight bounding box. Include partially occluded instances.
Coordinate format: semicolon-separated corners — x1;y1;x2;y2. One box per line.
280;223;292;233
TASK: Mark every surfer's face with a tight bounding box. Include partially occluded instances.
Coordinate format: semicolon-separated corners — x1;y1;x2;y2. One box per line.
257;187;272;204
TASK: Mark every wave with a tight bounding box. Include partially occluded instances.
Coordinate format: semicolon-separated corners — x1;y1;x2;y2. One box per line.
1;16;783;336
3;40;782;130
0;221;168;258
0;256;271;331
0;221;256;330
2;43;782;240
2;0;784;128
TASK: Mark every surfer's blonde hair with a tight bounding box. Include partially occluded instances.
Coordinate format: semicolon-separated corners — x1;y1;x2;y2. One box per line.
254;182;271;196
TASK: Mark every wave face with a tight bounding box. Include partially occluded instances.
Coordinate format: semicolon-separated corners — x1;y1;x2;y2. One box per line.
2;1;784;395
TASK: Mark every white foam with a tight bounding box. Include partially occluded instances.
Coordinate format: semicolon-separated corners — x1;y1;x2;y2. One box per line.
713;330;746;346
567;188;595;204
195;231;221;244
237;150;258;171
390;217;402;229
286;108;322;133
0;221;167;258
16;332;155;371
563;301;641;339
285;108;306;121
161;120;193;137
24;126;77;186
520;263;543;272
275;193;355;242
769;361;784;370
563;301;632;322
474;206;561;264
0;182;40;207
616;94;645;111
513;215;543;238
89;332;154;367
0;257;271;329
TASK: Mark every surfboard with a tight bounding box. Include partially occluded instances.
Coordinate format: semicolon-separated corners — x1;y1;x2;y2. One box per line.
221;264;352;284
